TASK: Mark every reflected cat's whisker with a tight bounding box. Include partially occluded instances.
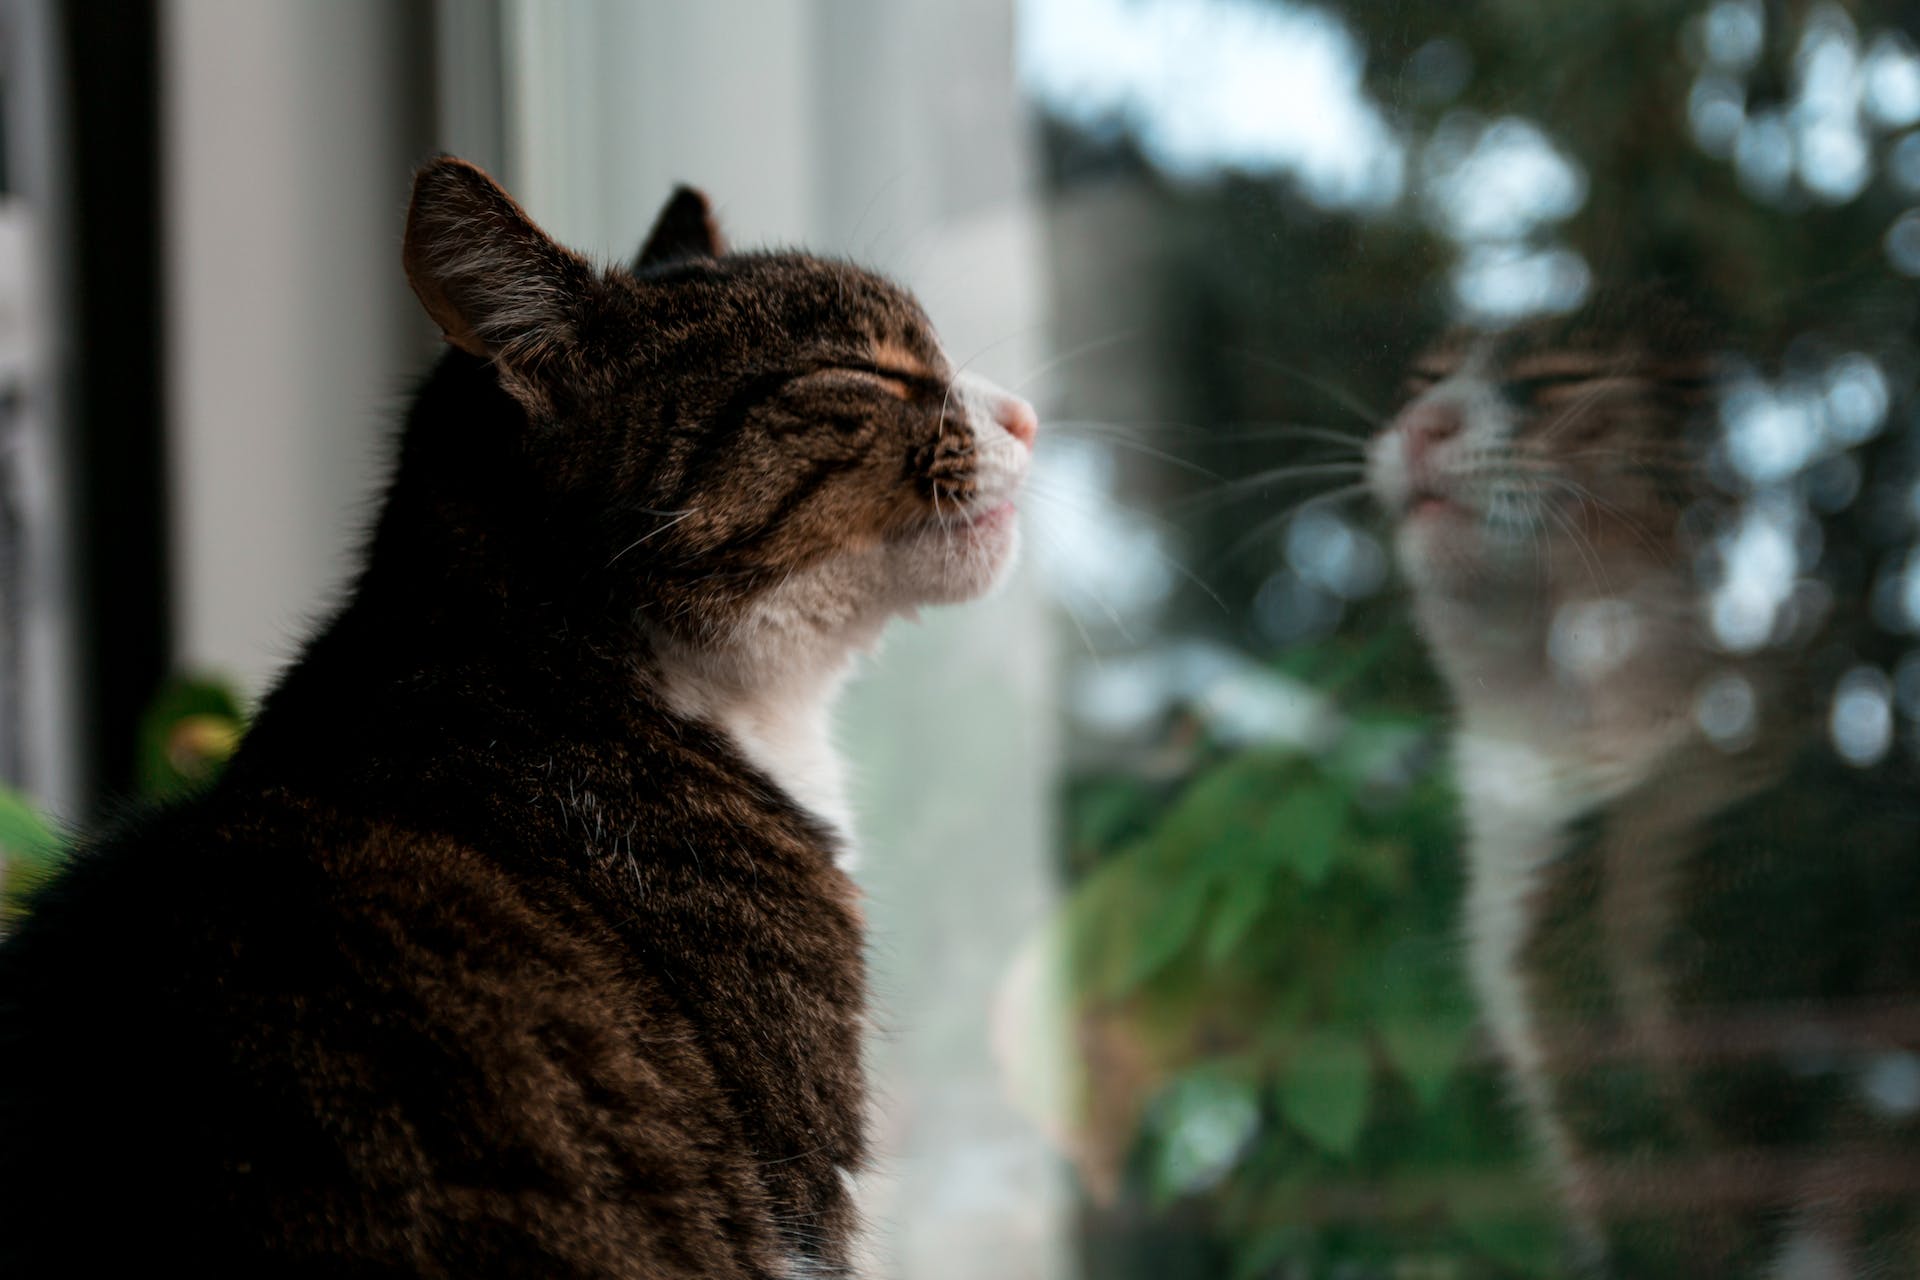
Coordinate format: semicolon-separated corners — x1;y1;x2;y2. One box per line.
1533;358;1634;443
1541;496;1611;594
1554;447;1701;472
1538;474;1674;564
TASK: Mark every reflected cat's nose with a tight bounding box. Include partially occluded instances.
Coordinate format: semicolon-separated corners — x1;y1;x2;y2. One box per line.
994;393;1039;448
1401;400;1462;465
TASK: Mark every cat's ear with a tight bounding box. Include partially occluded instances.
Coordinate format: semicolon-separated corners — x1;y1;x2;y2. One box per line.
632;186;727;272
403;156;597;367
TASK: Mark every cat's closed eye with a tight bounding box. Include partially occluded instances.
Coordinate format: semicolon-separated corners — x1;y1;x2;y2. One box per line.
1402;365;1453;397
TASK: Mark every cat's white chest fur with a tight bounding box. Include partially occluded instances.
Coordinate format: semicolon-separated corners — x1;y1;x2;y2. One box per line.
1455;721;1689;1073
1453;721;1690;1239
1455;734;1581;1077
711;683;858;862
658;660;861;869
651;572;887;872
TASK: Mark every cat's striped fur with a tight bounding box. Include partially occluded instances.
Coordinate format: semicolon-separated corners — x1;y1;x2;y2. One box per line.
0;159;1036;1278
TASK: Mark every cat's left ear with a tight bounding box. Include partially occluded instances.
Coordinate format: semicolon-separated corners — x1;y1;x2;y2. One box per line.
403;156;598;371
632;185;727;272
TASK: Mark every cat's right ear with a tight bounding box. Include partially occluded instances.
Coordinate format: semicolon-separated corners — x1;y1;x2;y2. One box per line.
632;186;727;272
403;156;597;371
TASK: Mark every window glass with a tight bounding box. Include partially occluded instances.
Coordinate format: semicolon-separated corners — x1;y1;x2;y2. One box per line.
1010;1;1920;1276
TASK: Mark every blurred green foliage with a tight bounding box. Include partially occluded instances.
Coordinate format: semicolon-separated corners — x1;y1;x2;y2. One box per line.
0;788;61;925
1034;0;1920;1274
136;676;247;801
0;674;244;922
1038;632;1562;1279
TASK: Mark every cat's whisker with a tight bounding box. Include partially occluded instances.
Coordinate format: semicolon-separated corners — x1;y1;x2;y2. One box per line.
945;321;1050;384
1017;516;1134;652
1019;475;1187;538
1175;462;1370;516
1228;349;1384;427
1039;423;1220;479
1017;486;1226;613
1217;481;1374;566
1006;329;1147;397
606;508;699;567
1047;417;1213;440
1208;422;1372;453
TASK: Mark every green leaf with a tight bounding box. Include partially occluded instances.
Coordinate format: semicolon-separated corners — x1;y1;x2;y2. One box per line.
0;787;60;866
1263;786;1346;885
1457;1212;1564;1276
1230;1226;1313;1280
1071;778;1156;853
1147;1070;1262;1206
1379;1017;1472;1110
1061;857;1151;999
1120;868;1213;993
1368;936;1476;1109
0;785;65;922
1202;865;1277;967
1155;752;1287;870
1277;1029;1373;1157
1344;837;1413;895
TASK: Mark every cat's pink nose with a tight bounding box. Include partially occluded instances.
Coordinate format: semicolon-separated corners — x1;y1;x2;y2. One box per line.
994;394;1039;448
1401;401;1462;464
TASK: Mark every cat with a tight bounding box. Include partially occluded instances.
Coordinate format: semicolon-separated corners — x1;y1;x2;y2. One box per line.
1367;299;1920;1277
0;157;1039;1278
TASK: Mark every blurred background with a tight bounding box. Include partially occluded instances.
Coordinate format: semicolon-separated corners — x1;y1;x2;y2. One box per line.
6;1;1920;1277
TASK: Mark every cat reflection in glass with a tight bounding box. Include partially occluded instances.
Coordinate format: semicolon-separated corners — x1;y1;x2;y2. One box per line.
1369;296;1920;1277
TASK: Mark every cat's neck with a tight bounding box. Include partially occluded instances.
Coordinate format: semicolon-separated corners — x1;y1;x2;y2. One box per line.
647;562;896;867
1414;571;1712;790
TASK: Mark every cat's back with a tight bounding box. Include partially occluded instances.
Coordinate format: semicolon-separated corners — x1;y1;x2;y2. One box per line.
0;783;769;1278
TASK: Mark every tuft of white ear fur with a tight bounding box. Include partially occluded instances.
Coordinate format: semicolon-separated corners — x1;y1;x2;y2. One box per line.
402;156;597;368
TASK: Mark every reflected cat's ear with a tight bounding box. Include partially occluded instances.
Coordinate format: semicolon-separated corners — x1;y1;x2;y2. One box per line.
633;185;727;272
403;156;597;368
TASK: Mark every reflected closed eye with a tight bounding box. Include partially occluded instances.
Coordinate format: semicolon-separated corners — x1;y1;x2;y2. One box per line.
1502;374;1592;403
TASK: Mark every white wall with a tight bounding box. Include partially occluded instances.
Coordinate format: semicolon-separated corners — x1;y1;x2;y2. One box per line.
162;0;434;694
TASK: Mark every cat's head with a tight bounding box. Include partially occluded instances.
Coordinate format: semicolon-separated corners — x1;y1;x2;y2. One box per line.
400;157;1035;648
1366;309;1713;617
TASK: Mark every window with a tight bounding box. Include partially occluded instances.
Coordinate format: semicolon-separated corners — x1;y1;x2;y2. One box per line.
33;1;1920;1275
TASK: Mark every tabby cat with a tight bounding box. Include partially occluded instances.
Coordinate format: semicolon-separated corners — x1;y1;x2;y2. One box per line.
1368;302;1920;1277
0;157;1038;1278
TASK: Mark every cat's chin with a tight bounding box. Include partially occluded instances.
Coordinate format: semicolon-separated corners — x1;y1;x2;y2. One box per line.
1395;511;1486;592
895;504;1022;608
